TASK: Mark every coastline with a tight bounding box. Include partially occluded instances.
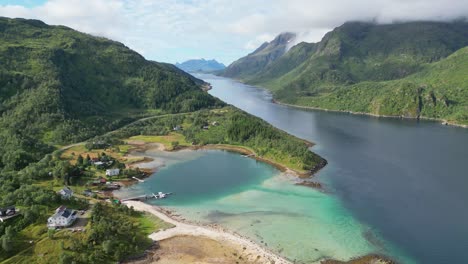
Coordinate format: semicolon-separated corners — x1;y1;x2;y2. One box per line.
124;201;394;264
126;140;326;179
120;144;393;264
273;100;468;129
123;200;292;264
215;75;467;129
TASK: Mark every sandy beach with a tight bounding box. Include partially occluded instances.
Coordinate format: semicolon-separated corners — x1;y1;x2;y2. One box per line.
124;201;292;264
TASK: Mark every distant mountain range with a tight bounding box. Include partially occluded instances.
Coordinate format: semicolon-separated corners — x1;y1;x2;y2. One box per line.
176;59;225;73
220;21;468;126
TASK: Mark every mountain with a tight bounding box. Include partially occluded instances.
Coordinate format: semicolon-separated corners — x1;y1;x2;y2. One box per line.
176;59;225;73
291;46;468;124
220;32;296;79
225;21;468;125
0;17;223;170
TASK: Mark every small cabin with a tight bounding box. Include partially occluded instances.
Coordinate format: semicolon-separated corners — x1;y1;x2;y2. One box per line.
82;190;93;197
106;169;120;177
58;187;73;199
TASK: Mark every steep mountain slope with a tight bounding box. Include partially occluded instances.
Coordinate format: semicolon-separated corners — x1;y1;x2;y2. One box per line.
226;21;468;125
221;32;296;79
248;41;318;85
0;17;223;170
176;59;225;73
271;21;468;93
291;46;468;124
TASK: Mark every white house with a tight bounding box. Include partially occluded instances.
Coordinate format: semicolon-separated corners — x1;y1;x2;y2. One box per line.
47;206;77;228
106;168;120;177
58;187;73;199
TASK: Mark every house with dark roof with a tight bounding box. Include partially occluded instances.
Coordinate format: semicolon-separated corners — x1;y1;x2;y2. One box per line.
58;187;73;199
0;206;16;217
47;206;77;228
82;189;93;197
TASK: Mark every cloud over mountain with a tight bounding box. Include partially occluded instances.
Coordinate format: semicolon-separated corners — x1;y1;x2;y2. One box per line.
0;0;466;64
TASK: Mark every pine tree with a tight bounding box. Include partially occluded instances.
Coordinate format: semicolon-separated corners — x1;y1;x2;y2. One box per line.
77;155;84;166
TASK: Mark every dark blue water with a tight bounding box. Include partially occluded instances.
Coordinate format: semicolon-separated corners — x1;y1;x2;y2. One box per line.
199;73;468;264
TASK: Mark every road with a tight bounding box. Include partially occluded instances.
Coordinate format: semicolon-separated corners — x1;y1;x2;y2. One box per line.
57;112;190;152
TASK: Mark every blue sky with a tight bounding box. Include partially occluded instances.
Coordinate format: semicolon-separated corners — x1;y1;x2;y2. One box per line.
0;0;467;65
0;0;46;7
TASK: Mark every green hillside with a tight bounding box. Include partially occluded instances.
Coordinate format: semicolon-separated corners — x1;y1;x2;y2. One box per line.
0;17;223;170
226;21;468;125
290;46;468;124
0;17;324;263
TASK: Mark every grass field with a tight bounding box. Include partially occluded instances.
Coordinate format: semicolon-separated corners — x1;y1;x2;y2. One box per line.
128;133;190;150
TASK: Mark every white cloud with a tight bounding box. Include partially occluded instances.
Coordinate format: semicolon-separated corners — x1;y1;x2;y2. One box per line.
0;0;467;64
244;33;275;50
0;0;126;39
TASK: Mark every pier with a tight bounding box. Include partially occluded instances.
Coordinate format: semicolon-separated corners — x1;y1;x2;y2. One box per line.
132;176;145;182
121;192;173;202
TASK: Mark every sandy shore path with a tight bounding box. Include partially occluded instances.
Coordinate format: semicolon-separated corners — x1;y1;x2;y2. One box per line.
124;201;292;264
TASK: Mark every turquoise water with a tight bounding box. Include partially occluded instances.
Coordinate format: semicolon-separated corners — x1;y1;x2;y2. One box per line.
115;149;415;263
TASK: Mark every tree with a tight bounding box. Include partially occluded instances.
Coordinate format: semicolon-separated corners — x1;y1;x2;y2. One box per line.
63;173;70;185
171;141;179;149
77;155;84;166
102;240;113;254
85;154;91;165
48;228;56;239
1;226;14;252
85;142;94;151
58;252;74;264
1;235;12;252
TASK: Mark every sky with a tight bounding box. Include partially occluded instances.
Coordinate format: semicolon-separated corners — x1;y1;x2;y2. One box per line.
0;0;467;65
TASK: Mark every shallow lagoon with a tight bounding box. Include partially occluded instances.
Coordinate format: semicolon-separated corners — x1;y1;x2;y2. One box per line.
115;149;413;263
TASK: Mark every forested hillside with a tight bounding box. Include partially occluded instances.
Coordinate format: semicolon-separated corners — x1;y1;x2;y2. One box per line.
0;17;223;171
223;21;468;125
290;46;468;124
0;18;324;263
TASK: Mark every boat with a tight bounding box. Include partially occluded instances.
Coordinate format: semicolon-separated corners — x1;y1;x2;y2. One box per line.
152;192;173;199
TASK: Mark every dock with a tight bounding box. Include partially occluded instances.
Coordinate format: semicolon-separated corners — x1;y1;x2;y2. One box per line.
121;192;173;202
132;176;145;183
